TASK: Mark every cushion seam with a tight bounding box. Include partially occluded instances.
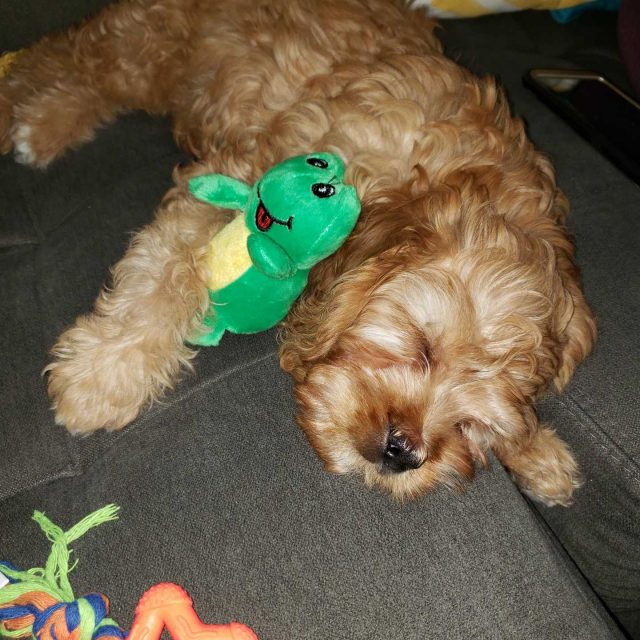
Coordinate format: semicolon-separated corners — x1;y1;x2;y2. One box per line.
553;392;640;482
0;464;78;502
103;349;280;450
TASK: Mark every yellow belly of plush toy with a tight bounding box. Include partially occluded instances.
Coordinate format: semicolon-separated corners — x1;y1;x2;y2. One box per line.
205;215;252;291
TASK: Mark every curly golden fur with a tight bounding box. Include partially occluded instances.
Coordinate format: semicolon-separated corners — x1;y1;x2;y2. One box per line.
0;0;595;506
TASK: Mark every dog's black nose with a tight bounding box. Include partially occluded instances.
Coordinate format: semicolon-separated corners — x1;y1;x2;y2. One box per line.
382;431;424;473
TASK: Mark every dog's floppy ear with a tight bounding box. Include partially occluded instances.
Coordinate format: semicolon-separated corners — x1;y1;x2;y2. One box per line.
457;375;581;505
280;253;431;380
280;261;380;380
280;252;406;380
455;372;549;461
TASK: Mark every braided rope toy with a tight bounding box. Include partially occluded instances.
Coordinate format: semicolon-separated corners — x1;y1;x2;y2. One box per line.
0;506;257;640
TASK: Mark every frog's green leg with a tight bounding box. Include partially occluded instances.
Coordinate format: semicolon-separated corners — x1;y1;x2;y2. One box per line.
187;313;227;347
188;174;252;211
247;234;297;280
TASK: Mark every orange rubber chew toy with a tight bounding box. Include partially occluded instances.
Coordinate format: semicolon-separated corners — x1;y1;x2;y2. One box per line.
0;506;258;640
128;583;256;640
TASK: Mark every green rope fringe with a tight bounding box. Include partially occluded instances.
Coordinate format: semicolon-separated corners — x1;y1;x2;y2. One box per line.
0;505;120;606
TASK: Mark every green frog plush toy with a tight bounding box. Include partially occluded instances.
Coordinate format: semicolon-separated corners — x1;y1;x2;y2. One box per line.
188;152;361;346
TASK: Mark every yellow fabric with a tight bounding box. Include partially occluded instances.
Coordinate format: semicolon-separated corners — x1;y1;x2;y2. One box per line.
429;0;488;17
0;50;23;78
206;215;252;291
416;0;586;17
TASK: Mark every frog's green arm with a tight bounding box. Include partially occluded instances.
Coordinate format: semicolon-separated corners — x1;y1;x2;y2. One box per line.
247;234;297;280
188;174;252;211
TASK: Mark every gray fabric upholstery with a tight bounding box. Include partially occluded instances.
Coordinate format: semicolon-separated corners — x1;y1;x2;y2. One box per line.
0;1;117;52
0;356;626;639
1;4;638;639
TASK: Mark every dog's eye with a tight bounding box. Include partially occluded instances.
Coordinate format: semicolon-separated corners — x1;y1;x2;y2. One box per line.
312;183;335;198
307;157;329;169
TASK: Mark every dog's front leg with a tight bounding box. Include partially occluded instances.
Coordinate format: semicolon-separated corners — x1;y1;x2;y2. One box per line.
45;170;225;432
493;424;581;507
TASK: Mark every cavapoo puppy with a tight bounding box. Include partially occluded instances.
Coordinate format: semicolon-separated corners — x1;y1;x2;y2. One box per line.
0;0;595;505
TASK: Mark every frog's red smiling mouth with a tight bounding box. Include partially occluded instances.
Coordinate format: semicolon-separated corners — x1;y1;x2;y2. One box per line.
255;190;293;232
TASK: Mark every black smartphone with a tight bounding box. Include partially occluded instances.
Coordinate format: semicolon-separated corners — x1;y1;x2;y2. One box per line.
524;69;640;185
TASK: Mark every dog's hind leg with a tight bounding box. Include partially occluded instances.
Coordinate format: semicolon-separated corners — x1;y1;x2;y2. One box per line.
45;166;227;432
0;0;195;167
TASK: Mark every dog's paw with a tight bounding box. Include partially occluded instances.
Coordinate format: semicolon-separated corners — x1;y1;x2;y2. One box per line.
4;83;108;168
45;320;153;433
507;427;582;507
0;56;73;165
46;358;143;433
0;68;48;165
45;309;194;433
515;462;581;508
12;124;36;165
9;98;93;168
0;101;65;168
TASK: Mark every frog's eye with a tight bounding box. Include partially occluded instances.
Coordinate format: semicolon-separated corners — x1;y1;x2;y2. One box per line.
307;157;329;169
312;183;336;198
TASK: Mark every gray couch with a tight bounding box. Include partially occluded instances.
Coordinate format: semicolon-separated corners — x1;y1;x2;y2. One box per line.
1;4;638;639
